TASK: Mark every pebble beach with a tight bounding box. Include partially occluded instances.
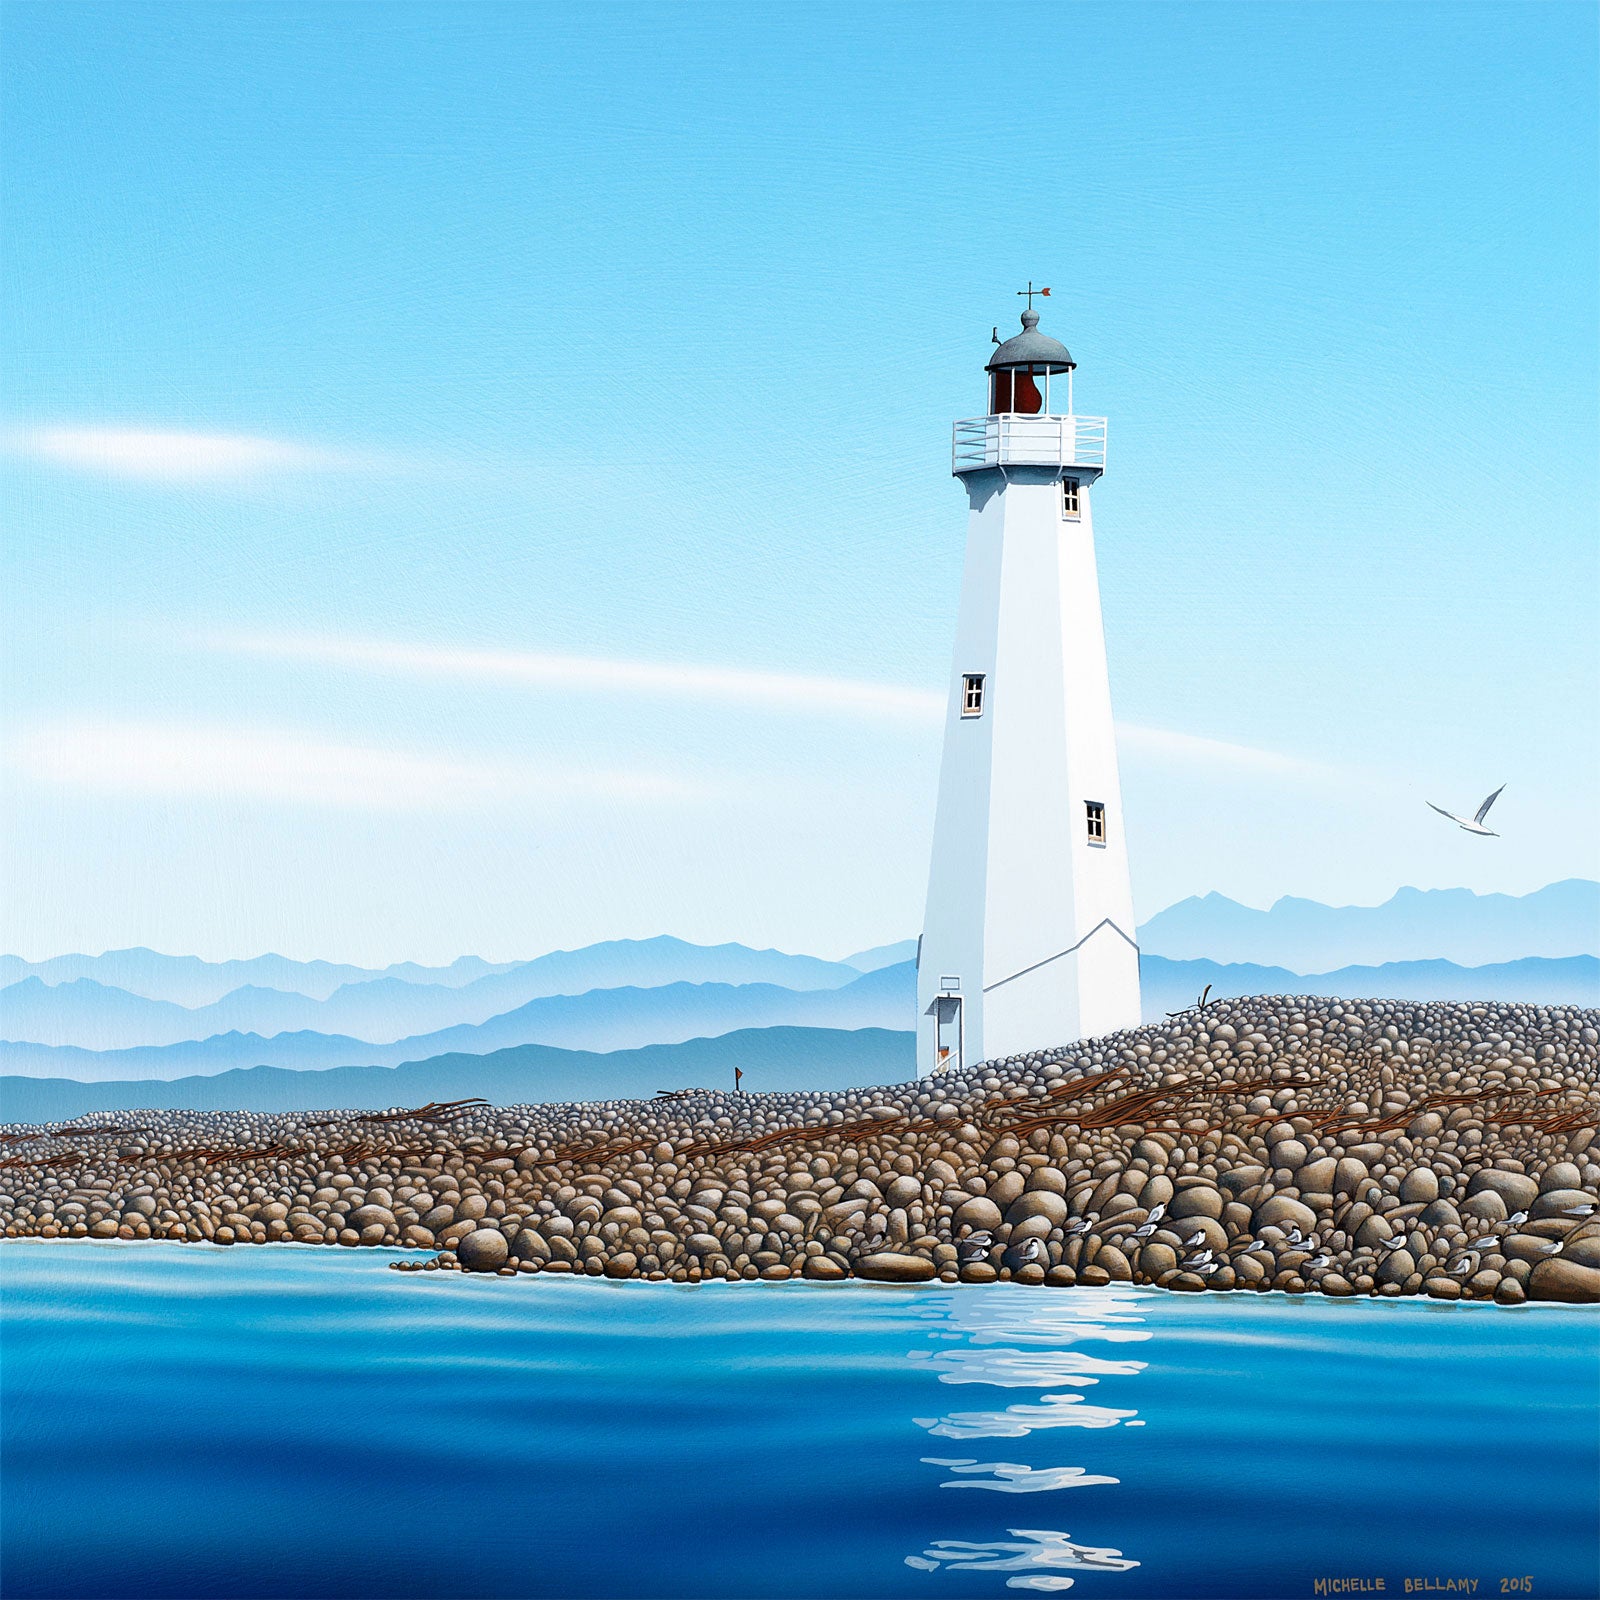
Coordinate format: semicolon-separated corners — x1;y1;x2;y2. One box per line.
5;996;1598;1304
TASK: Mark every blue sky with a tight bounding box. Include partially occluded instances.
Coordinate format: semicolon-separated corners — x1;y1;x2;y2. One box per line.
3;2;1596;964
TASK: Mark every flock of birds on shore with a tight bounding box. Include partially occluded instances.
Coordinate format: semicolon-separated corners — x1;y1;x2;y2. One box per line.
943;1198;1596;1281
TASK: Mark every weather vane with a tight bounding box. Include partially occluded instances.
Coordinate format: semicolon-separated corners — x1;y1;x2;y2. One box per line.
1017;281;1052;310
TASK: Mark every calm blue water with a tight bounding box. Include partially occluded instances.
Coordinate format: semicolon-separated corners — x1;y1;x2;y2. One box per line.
3;1243;1596;1600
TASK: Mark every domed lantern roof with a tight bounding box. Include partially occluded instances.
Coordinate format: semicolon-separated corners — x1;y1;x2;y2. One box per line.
987;308;1075;373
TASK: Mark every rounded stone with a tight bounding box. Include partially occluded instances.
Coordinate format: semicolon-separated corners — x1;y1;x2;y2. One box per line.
1005;1190;1068;1228
457;1227;511;1273
1527;1257;1600;1304
855;1252;936;1283
1467;1169;1538;1212
802;1256;846;1280
1168;1185;1225;1221
1399;1169;1440;1204
1539;1162;1583;1194
1254;1194;1317;1233
955;1197;1003;1233
1297;1158;1338;1196
1530;1188;1595;1221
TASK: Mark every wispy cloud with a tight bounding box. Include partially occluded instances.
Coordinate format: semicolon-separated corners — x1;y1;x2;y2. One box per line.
8;426;360;482
9;721;710;810
203;628;1346;780
204;629;946;720
1116;722;1347;784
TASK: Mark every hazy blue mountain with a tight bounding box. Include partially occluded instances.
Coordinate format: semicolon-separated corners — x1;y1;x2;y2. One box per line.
842;939;919;972
0;1027;916;1123
0;937;867;1048
0;963;918;1082
1138;879;1599;971
0;950;516;1008
1140;953;1599;1021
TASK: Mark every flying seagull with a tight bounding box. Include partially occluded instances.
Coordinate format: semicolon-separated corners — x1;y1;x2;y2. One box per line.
1427;785;1505;836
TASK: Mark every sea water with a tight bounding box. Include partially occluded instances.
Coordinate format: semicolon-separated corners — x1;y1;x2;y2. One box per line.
2;1243;1596;1599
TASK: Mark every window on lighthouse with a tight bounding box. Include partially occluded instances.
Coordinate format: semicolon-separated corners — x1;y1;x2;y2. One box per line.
961;675;985;717
1086;801;1107;845
1061;478;1080;518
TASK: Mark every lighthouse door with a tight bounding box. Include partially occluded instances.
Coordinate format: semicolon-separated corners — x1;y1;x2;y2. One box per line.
933;992;964;1074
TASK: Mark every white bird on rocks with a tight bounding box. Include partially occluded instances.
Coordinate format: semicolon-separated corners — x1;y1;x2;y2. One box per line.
1016;1238;1045;1263
1536;1238;1565;1257
1426;784;1505;836
1066;1217;1094;1238
1305;1253;1333;1270
1146;1203;1167;1224
1191;1259;1222;1277
1131;1221;1159;1241
1448;1258;1473;1276
1283;1226;1314;1248
1183;1228;1209;1248
1561;1202;1596;1219
1507;1211;1529;1228
1377;1235;1405;1254
1236;1238;1271;1255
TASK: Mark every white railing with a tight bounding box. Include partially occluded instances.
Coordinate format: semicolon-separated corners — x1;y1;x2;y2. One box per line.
952;414;1108;475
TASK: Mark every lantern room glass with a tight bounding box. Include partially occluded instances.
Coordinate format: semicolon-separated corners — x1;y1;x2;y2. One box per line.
990;363;1067;416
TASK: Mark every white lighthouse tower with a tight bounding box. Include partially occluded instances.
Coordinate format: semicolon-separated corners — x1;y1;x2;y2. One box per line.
917;296;1141;1076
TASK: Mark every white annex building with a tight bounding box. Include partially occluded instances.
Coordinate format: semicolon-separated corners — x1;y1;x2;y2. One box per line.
917;298;1141;1076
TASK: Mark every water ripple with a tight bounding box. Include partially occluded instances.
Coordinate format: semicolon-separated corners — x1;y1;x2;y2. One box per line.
923;1459;1121;1493
915;1393;1139;1439
905;1526;1140;1587
913;1347;1149;1388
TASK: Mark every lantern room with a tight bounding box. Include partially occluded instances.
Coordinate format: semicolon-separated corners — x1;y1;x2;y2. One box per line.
986;308;1075;415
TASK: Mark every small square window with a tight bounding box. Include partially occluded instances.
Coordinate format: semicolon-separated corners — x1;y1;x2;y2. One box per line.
1085;801;1106;844
1062;478;1081;518
961;674;985;718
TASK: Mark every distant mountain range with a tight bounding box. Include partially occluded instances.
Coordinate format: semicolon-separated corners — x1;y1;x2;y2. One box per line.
1138;879;1599;970
0;950;518;1009
0;937;867;1051
0;1026;917;1123
0;963;917;1081
1140;954;1599;1021
2;882;1592;1096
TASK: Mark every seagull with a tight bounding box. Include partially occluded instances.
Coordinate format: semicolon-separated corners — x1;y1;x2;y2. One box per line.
1065;1217;1094;1238
1146;1203;1167;1224
1235;1238;1271;1255
1131;1221;1159;1241
1507;1211;1529;1228
1283;1225;1311;1248
1015;1238;1045;1263
1561;1203;1596;1219
1448;1258;1473;1276
1426;784;1505;837
1183;1229;1209;1248
1183;1248;1215;1267
1377;1234;1405;1253
1305;1253;1333;1270
1191;1259;1221;1276
1536;1239;1565;1257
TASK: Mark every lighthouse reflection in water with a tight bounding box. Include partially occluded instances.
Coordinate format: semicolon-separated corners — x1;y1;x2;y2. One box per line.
905;1287;1148;1590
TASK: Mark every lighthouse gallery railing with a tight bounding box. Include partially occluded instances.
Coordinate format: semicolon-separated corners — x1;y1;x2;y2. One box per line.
951;414;1108;475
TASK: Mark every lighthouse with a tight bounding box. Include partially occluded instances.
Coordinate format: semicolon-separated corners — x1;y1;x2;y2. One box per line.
917;296;1141;1076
